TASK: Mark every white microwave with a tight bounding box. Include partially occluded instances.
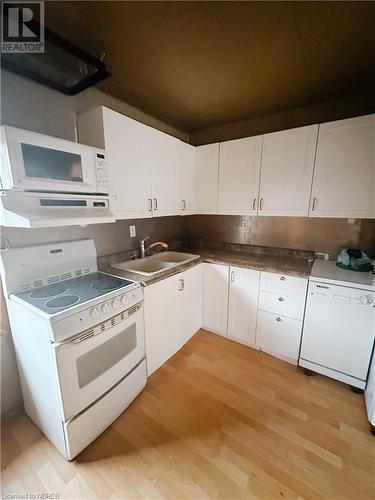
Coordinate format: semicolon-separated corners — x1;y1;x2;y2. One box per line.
1;126;109;195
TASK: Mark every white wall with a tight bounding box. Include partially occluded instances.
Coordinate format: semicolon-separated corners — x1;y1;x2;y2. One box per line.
1;69;188;142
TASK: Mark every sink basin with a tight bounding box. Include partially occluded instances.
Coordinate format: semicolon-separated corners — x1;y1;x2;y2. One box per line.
111;251;199;276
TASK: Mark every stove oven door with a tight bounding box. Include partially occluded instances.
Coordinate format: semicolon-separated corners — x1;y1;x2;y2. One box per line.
53;301;145;421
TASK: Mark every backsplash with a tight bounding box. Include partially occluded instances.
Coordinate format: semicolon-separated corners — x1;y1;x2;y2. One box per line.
186;215;375;259
1;216;186;257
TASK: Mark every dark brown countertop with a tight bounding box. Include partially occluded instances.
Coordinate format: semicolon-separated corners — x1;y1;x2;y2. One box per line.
191;248;314;278
100;245;314;286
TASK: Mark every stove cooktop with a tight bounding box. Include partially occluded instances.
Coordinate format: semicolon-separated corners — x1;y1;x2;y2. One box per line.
15;272;135;314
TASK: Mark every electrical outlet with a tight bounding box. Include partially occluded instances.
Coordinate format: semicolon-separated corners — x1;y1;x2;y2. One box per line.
240;220;248;229
315;252;330;260
129;225;136;238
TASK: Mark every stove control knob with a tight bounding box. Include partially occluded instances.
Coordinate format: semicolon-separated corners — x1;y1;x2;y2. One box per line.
112;298;120;310
90;307;100;319
102;303;110;314
121;295;129;305
360;294;373;305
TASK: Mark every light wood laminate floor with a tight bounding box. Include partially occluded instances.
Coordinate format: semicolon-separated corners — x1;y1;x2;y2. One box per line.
2;330;374;499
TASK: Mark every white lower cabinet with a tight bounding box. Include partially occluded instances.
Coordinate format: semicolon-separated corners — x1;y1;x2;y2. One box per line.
256;311;302;363
257;271;307;364
144;264;202;375
228;266;260;347
202;263;229;335
203;263;260;346
180;264;203;345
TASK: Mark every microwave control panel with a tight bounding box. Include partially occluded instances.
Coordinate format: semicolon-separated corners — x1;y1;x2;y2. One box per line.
95;151;109;194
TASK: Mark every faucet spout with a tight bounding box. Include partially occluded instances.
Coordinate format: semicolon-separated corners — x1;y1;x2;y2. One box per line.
139;236;150;258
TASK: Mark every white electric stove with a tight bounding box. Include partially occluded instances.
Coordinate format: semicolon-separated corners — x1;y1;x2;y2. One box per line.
0;239;147;459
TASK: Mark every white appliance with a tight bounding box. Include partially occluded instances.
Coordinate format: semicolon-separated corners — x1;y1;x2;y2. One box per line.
0;239;146;460
0;125;115;227
365;353;375;434
299;260;375;391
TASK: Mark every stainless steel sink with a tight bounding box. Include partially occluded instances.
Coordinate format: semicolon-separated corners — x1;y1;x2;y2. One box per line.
111;251;199;276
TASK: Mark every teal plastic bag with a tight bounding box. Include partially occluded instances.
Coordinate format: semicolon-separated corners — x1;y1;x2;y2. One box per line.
336;249;373;272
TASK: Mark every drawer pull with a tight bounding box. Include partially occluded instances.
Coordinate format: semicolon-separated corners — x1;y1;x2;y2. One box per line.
276;317;282;322
280;276;286;281
278;297;284;302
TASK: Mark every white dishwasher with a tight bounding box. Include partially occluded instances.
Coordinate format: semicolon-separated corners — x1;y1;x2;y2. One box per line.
299;260;375;390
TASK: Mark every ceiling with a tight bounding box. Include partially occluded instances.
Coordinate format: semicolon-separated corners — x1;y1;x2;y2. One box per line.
44;1;375;134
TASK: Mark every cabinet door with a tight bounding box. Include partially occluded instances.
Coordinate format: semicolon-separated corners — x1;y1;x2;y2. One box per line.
218;137;262;215
195;144;219;214
202;263;229;335
259;125;318;216
180;142;196;215
180;264;202;344
228;266;260;347
144;274;180;375
102;108;152;219
144;127;180;216
257;311;302;364
310;115;375;218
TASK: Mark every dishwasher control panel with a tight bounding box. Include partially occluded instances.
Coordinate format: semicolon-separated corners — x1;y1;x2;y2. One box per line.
309;282;374;306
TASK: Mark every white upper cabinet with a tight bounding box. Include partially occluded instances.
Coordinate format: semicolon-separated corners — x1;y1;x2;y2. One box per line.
142;126;180;217
310;114;375;218
218;136;262;215
77;106;181;219
77;107;153;219
195;143;219;214
258;125;318;216
179;142;196;215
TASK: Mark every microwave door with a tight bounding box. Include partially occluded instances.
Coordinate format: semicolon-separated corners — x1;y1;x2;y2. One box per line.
53;305;145;421
3;127;100;193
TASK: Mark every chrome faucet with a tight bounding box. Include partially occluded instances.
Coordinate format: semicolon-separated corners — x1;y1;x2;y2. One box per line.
139;237;169;258
139;236;150;258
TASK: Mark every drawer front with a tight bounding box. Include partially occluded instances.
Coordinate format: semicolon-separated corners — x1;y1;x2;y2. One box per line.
257;311;302;363
260;271;307;296
258;291;306;320
64;359;147;460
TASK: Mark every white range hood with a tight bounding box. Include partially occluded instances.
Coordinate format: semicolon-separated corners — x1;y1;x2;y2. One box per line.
0;191;115;228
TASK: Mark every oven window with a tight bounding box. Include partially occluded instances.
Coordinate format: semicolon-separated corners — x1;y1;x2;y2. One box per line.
21;143;83;182
77;324;137;388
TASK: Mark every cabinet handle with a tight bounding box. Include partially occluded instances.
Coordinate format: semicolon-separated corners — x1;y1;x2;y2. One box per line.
153;198;158;211
148;198;153;212
312;197;318;211
182;199;186;211
280;276;286;281
276;317;282;322
230;271;235;282
259;198;264;210
278;297;285;302
252;198;257;211
179;278;184;291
